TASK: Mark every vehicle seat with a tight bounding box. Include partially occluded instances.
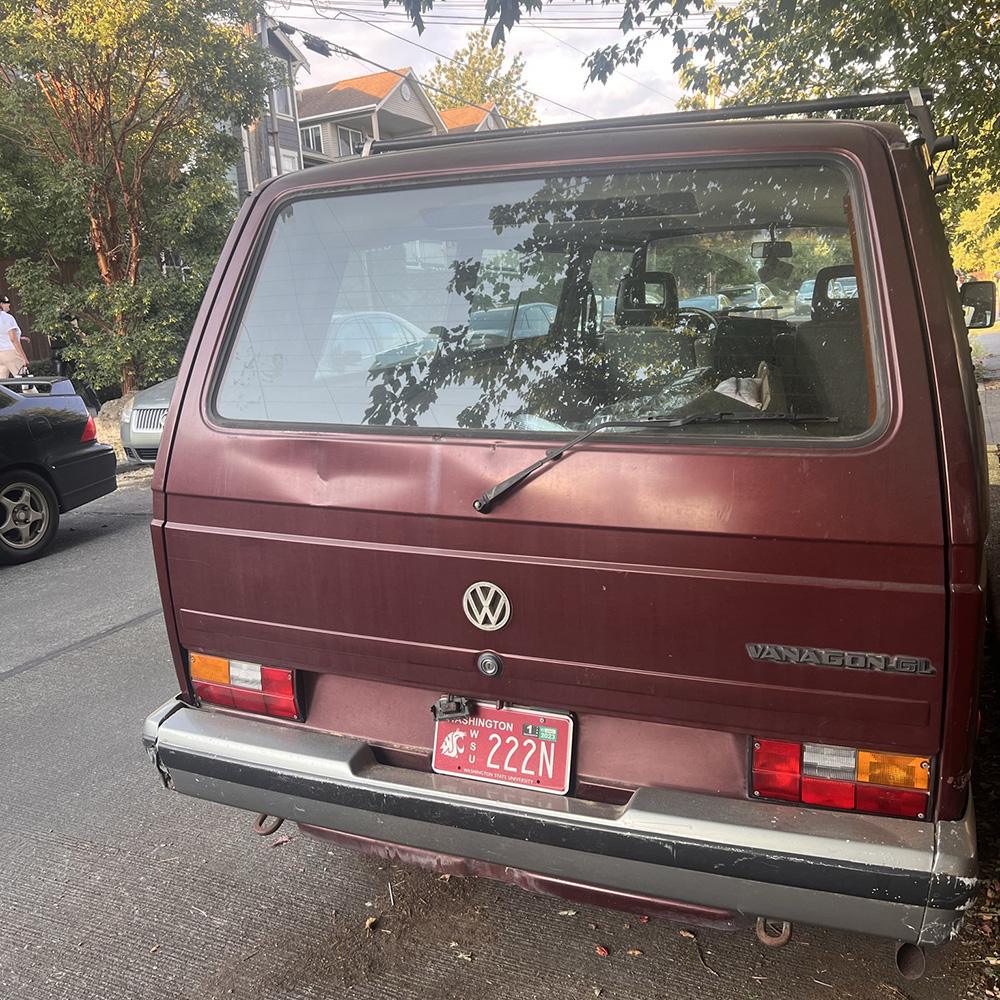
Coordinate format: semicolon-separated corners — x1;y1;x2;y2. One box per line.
776;266;871;431
614;271;679;327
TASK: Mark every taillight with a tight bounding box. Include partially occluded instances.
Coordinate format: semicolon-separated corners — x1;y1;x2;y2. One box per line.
80;415;97;442
189;653;300;720
751;739;930;819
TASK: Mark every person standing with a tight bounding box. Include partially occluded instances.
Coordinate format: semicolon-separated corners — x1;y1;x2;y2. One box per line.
0;295;30;377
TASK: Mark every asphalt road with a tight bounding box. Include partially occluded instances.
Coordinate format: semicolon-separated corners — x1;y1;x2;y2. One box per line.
0;473;989;1000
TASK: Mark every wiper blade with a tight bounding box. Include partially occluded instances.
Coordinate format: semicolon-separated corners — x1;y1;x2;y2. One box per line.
472;411;837;514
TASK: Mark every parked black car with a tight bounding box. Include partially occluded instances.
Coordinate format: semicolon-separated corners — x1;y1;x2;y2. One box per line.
0;377;117;564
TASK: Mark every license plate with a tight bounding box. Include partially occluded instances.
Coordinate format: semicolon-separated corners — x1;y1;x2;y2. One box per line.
432;702;574;795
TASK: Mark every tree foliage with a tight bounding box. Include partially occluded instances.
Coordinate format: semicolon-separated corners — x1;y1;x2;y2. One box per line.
394;0;999;219
0;0;275;391
952;190;1000;278
424;27;539;127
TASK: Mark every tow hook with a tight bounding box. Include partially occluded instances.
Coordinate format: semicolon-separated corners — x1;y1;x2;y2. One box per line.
755;917;792;948
432;694;472;722
253;814;284;836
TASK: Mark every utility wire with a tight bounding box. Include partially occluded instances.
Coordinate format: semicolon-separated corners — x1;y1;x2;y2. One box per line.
304;29;533;126
302;2;595;121
283;0;711;30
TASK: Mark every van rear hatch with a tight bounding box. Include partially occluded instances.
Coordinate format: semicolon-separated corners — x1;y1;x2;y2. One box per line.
157;123;947;810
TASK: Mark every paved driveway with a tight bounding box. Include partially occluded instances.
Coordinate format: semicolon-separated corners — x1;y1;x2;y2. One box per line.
0;474;992;1000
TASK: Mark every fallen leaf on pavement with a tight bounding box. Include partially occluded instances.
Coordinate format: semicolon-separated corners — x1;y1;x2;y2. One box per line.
558;909;578;917
679;929;696;940
456;951;473;961
438;874;451;882
364;916;378;936
270;835;291;848
149;944;160;955
638;915;650;924
595;945;609;958
627;948;643;957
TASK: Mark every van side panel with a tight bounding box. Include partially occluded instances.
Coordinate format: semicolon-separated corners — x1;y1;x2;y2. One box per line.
891;143;988;820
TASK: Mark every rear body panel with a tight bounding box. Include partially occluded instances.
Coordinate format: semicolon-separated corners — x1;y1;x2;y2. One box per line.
160;121;947;772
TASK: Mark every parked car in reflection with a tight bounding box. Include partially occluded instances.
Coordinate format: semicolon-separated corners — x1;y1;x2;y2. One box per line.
316;312;438;380
679;294;734;312
830;276;859;299
794;279;816;315
121;377;176;465
466;303;556;348
719;282;779;310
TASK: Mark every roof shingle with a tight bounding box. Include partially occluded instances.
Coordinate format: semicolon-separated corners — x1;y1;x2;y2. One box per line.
439;102;496;132
298;68;411;119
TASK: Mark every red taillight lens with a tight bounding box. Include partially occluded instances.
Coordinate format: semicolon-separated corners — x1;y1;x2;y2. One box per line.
189;653;300;721
801;775;856;810
855;785;928;819
751;740;801;801
751;737;931;820
80;415;97;442
261;666;298;719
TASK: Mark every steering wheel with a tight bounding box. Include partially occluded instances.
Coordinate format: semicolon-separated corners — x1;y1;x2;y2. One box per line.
677;306;720;334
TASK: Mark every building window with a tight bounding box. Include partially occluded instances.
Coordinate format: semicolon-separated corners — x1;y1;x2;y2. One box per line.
301;124;323;153
338;125;365;158
281;150;300;173
272;59;294;118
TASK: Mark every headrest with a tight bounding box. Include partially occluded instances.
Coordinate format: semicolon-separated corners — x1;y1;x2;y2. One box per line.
615;271;679;325
812;265;859;322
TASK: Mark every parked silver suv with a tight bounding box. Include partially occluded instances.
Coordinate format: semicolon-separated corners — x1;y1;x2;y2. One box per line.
120;377;176;464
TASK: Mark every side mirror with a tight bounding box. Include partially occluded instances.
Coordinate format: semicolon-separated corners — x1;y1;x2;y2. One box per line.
961;280;996;329
751;240;793;260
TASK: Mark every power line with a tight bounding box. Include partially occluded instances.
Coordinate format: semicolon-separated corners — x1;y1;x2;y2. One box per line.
281;1;700;30
299;2;596;121
302;28;535;125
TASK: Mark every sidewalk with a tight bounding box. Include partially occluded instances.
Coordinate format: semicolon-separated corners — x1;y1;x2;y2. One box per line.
977;330;1000;446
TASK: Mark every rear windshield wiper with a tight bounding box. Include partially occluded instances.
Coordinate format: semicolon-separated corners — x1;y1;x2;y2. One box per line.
473;411;838;514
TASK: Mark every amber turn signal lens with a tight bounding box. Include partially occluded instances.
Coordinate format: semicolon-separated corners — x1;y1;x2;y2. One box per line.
189;652;230;685
856;751;930;791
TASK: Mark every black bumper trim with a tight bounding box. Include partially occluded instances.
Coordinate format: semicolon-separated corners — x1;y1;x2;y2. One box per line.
158;746;972;912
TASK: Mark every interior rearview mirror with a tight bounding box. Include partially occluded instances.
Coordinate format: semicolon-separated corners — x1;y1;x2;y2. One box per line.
751;240;793;260
961;280;996;330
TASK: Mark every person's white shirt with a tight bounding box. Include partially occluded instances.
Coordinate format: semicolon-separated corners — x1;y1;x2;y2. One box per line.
0;311;20;352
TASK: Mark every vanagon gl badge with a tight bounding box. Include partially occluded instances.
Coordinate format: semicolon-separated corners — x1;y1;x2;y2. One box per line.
463;582;511;631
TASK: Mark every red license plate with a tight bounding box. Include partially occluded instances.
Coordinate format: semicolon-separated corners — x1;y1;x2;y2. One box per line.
432;702;574;795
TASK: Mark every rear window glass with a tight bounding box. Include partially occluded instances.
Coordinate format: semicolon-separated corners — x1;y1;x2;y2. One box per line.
215;163;880;439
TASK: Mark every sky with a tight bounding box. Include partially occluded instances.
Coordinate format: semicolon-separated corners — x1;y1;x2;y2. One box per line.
269;1;688;124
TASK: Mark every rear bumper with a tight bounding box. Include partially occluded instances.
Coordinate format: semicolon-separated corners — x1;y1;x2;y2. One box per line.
143;698;977;944
51;445;117;511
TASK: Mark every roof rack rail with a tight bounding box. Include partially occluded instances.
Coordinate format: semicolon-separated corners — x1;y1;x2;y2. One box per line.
366;86;955;192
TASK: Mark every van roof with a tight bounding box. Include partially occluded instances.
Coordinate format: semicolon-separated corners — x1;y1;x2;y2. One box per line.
261;115;911;200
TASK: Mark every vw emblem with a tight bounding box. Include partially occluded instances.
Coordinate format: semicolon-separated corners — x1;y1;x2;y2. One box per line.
462;581;511;631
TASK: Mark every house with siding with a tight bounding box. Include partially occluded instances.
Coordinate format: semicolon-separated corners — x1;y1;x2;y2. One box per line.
297;68;446;166
232;19;310;197
438;102;507;134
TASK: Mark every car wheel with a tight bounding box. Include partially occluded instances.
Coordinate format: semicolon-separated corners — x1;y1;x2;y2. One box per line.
0;471;60;565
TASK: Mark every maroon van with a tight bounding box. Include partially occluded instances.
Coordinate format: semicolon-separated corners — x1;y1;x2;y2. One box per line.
143;90;995;971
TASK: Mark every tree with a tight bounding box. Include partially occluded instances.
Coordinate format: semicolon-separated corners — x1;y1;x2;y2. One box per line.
0;0;275;392
395;1;1000;218
952;190;1000;279
424;27;539;128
